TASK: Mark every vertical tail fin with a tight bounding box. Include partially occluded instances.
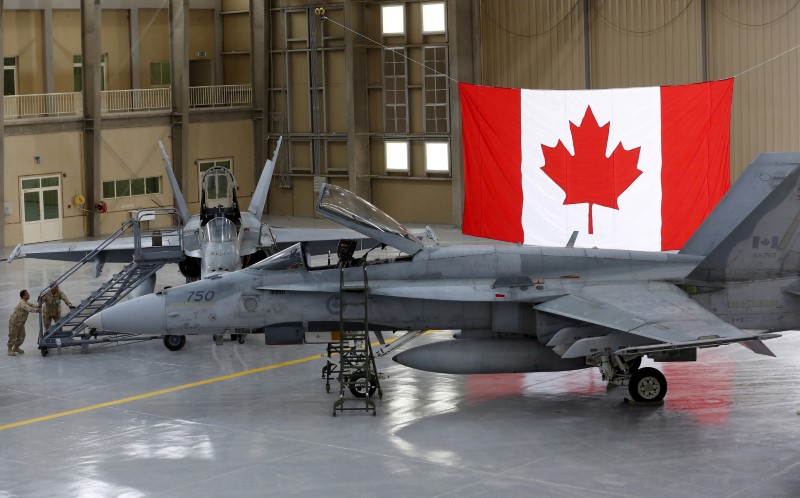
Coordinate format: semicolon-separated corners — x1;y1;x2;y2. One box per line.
248;136;283;219
684;153;800;282
158;140;191;224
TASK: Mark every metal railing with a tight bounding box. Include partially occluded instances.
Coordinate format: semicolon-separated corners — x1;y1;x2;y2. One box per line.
4;92;82;118
189;84;252;108
102;87;171;113
4;85;252;119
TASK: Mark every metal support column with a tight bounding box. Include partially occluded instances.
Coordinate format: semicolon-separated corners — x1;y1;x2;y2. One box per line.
81;0;102;237
344;0;370;200
169;0;190;200
251;0;270;200
0;0;4;250
447;0;476;230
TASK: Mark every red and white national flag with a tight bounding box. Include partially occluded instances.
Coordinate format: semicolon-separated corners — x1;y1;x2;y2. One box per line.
459;80;733;251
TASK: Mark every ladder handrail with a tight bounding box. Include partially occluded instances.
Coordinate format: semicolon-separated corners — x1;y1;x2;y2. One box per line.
36;207;182;302
36;218;137;303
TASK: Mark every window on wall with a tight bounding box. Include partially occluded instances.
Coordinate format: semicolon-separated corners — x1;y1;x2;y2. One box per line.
103;176;161;199
425;142;449;173
150;61;171;86
3;57;17;96
73;54;108;92
385;141;409;173
384;48;408;133
422;2;446;33
423;46;449;133
381;4;405;35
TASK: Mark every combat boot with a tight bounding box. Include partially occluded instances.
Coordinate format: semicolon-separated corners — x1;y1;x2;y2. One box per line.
7;348;16;356
12;347;24;354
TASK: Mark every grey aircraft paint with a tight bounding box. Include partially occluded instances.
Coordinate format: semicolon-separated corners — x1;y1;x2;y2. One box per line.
84;153;800;403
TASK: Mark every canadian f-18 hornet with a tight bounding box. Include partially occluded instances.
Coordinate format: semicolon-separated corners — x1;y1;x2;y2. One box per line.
8;138;409;351
85;153;800;403
8;138;419;282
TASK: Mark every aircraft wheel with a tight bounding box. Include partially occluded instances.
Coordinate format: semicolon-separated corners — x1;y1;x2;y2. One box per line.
348;371;377;398
627;356;642;373
40;347;49;357
628;367;667;403
163;335;186;351
237;334;246;344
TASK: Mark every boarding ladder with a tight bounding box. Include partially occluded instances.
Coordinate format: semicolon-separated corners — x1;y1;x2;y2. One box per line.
332;264;382;416
37;208;185;356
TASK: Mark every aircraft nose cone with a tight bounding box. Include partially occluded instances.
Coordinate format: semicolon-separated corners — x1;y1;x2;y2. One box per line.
85;293;167;334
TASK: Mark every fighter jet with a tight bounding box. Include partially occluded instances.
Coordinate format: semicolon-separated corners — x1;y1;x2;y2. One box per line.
6;140;281;280
85;153;800;403
6;138;381;283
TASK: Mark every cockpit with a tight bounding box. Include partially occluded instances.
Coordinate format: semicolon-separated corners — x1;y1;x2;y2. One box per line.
247;183;426;274
200;166;241;227
315;183;424;256
201;216;238;243
247;239;412;273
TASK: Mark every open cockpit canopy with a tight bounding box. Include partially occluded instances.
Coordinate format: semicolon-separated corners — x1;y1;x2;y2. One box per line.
315;183;424;255
200;167;240;225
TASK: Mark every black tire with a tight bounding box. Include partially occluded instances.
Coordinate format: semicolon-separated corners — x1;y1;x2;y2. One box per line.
237;334;246;344
628;367;667;403
348;371;377;398
40;347;49;357
627;356;642;373
163;335;186;351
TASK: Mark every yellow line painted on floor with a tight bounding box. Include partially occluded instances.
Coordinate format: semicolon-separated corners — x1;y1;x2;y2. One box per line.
0;353;321;431
0;332;434;431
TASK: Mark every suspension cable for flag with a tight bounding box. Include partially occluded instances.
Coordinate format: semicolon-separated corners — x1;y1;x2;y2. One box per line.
730;41;800;79
317;6;800;86
317;8;460;85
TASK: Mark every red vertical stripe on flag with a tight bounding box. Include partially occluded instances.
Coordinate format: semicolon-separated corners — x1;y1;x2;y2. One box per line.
460;83;524;242
660;79;733;250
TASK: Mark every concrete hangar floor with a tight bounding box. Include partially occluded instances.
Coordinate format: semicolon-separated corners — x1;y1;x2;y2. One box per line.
1;226;800;497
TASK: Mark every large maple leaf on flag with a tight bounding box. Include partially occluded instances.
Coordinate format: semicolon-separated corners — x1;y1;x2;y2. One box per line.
540;106;642;234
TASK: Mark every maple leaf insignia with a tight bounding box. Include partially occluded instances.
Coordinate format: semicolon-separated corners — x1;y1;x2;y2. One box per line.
540;106;642;234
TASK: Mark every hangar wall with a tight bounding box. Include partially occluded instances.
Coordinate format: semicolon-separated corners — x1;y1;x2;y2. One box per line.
4;1;799;248
479;0;800;180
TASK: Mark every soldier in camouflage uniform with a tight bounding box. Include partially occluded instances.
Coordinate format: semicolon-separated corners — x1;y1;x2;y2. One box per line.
41;284;75;330
8;290;40;356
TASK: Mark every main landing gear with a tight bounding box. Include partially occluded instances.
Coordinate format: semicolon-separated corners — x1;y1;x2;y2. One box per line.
589;354;668;403
163;335;186;351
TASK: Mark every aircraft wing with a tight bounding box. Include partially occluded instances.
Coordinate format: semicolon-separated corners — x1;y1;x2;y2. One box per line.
535;281;778;357
256;275;776;357
7;238;138;264
7;232;184;274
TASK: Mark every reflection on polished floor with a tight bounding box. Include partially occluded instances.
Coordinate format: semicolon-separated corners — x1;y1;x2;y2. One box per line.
1;242;800;497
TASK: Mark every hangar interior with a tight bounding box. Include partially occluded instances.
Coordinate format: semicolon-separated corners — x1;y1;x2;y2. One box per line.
2;1;800;496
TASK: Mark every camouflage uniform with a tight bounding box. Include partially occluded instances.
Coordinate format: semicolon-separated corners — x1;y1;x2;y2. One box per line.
42;289;74;329
8;300;38;352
